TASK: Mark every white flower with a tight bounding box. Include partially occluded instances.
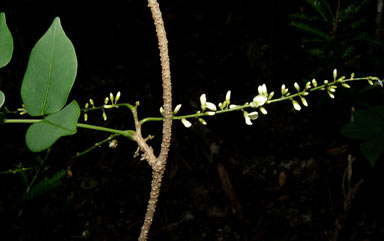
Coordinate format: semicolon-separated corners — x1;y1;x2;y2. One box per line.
243;111;253;125
250;95;268;108
200;93;217;111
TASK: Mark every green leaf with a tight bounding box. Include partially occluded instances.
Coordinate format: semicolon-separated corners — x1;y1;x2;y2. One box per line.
22;170;66;201
25;100;80;152
21;17;77;117
0;90;4;108
0;12;14;68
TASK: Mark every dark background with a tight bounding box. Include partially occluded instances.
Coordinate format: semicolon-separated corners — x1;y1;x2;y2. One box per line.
1;0;384;240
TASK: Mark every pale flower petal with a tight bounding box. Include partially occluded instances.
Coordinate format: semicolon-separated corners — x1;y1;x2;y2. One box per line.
205;102;217;111
247;111;259;120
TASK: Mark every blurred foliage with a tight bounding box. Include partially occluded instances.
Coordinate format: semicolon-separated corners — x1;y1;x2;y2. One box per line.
289;0;383;76
341;106;384;167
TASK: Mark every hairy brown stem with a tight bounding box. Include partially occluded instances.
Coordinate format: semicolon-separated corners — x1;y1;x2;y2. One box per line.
137;0;173;240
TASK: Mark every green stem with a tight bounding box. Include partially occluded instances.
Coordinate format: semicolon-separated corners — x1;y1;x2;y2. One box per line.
4;119;134;140
73;133;120;158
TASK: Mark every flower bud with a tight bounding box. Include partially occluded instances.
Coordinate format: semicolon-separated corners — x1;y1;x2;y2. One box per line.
200;94;207;110
104;97;109;105
300;96;308;107
291;99;301;111
294;82;300;92
258;84;267;96
333;69;337;80
84;113;88;122
205;102;217;111
198;118;207;125
109;139;118;149
305;81;311;90
173;104;182;114
312;79;317;87
281;84;288;95
259;106;268;115
341;83;351;88
115;91;121;104
225;90;231;103
181;118;192;128
109;93;114;104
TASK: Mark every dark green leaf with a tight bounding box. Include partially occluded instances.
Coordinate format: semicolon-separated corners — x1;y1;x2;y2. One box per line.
338;0;369;21
341;106;384;167
306;0;332;22
0;12;13;68
22;170;66;201
360;141;383;168
21;17;77;116
289;21;332;41
25;100;80;152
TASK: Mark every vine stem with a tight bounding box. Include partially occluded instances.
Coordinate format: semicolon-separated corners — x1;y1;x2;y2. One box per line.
136;0;173;240
4;119;134;139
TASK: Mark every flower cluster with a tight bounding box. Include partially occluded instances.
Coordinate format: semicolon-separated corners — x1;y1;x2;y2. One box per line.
83;91;121;122
172;69;382;129
242;84;272;125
